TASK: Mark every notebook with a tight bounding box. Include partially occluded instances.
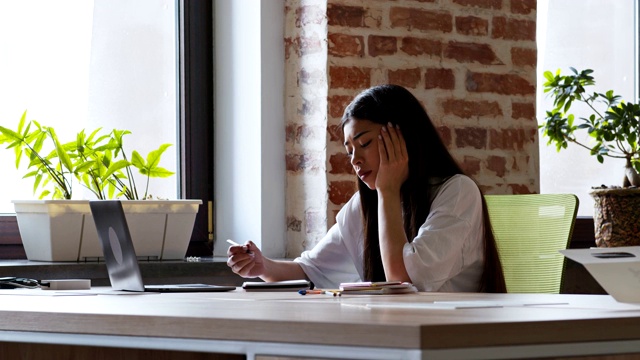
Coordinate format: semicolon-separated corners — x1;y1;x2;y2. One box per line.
560;247;640;303
90;200;236;293
339;281;418;295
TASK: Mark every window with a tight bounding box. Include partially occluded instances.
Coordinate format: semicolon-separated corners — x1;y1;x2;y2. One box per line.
0;0;178;210
537;0;636;217
0;0;213;258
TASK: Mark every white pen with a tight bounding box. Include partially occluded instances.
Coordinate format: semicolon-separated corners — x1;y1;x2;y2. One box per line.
226;239;240;246
226;239;252;253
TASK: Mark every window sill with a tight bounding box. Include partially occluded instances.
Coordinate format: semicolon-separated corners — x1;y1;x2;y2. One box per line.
0;257;243;287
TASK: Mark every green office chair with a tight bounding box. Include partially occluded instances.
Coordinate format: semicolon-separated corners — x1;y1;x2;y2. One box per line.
484;194;579;293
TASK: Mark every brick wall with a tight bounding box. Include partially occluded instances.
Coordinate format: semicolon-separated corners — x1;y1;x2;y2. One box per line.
285;0;538;256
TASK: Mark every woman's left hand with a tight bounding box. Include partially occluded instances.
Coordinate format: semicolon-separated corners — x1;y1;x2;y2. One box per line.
376;122;409;194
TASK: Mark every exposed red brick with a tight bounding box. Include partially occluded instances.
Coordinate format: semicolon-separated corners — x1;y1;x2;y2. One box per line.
284;37;295;60
329;95;353;119
511;0;536;15
442;99;502;118
295;5;325;27
460;155;481;176
453;0;502;9
286;154;306;172
327;124;344;143
328;33;364;58
286;124;317;144
286;153;323;172
328;180;357;205
492;17;536;41
286;124;296;143
455;16;489;36
508;183;533;194
511;47;537;68
512;102;535;120
368;35;397;57
437;126;452;147
390;7;453;33
425;68;455;90
400;37;442;57
466;72;535;95
285;35;324;58
287;216;302;232
330;66;371;89
455;127;487;149
487;155;507;177
478;185;494;194
327;4;366;27
511;155;530;171
444;41;503;65
329;153;354;175
388;68;421;88
489;128;528;151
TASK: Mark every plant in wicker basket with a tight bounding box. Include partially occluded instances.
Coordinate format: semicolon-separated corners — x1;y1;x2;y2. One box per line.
540;68;640;247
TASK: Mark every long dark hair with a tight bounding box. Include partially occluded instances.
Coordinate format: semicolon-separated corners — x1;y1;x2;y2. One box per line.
340;84;506;293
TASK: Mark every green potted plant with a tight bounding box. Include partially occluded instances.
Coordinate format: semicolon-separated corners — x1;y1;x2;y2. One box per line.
0;111;201;261
540;67;640;247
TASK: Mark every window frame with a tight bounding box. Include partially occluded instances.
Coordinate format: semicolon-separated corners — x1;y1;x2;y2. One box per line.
180;0;214;256
0;0;214;259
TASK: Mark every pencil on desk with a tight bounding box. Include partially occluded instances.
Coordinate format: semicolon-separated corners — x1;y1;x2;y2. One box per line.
299;289;323;295
298;289;341;296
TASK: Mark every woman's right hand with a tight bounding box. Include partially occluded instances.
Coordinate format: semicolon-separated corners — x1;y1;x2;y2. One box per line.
226;240;265;278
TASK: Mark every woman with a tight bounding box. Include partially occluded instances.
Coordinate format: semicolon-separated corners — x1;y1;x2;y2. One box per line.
227;84;506;292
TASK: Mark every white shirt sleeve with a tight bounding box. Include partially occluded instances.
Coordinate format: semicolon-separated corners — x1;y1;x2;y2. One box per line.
293;194;363;289
403;175;484;292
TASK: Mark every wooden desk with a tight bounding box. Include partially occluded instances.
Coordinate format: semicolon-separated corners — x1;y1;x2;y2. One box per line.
0;289;639;359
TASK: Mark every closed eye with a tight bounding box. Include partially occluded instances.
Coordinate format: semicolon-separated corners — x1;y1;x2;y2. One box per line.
360;140;372;148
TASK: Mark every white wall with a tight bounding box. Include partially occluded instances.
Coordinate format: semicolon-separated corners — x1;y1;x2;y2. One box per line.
213;0;285;258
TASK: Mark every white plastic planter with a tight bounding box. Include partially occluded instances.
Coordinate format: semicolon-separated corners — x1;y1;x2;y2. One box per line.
12;199;202;262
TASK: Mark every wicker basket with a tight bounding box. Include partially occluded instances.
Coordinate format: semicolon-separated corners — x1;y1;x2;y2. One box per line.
590;187;640;247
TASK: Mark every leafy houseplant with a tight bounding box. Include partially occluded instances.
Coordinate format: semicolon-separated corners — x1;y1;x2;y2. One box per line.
0;111;174;201
540;68;640;247
0;111;201;261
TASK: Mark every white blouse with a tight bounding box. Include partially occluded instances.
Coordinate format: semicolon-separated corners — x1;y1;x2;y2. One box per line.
293;174;484;292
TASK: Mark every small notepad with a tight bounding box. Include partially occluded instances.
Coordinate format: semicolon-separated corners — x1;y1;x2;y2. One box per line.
339;281;417;295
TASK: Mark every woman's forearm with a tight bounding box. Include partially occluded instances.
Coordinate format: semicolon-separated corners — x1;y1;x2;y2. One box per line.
377;191;411;282
260;258;308;282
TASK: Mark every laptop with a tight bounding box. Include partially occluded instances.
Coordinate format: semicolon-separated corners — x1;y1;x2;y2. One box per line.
90;200;236;293
560;247;640;303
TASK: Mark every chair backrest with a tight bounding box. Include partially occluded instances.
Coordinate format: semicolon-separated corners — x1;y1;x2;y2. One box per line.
484;194;579;294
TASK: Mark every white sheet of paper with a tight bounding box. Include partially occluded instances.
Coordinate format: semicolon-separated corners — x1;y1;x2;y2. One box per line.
364;301;569;310
561;247;640;303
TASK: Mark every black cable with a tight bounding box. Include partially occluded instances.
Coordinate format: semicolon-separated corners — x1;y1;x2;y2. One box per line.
0;277;41;289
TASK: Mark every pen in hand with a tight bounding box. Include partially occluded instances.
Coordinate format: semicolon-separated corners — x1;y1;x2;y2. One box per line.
226;239;252;254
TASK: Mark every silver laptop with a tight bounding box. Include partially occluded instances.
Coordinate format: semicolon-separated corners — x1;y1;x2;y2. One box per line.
90;200;235;293
560;247;640;303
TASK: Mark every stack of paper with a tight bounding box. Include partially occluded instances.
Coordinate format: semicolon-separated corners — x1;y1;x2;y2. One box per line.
339;281;417;295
